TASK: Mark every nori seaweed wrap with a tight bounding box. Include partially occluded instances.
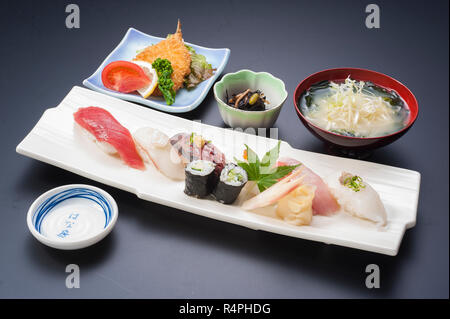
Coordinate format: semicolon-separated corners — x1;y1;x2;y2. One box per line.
184;160;218;198
213;163;248;204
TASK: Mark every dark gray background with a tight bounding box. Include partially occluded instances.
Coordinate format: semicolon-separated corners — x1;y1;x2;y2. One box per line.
0;0;448;298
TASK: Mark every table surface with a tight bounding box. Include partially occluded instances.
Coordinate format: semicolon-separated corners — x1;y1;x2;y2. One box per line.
0;0;448;298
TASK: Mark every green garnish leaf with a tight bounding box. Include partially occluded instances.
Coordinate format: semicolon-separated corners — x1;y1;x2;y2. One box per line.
245;144;260;167
235;156;259;181
255;165;300;192
255;176;278;193
266;164;300;180
152;58;176;105
260;141;281;174
236;142;300;192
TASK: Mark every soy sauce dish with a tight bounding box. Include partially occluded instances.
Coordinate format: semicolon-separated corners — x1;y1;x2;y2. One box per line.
214;70;288;129
293;68;418;150
27;184;118;250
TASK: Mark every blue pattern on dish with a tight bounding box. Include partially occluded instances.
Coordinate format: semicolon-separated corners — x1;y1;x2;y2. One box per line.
83;28;230;113
32;188;113;234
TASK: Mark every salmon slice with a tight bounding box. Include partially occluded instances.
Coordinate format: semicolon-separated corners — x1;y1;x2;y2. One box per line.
74;107;145;170
277;157;339;215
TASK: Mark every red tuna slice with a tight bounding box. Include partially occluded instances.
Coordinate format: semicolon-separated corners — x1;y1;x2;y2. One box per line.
74;107;145;170
277;157;339;215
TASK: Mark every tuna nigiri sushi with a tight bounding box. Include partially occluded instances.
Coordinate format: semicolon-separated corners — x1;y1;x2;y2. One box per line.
73;107;145;170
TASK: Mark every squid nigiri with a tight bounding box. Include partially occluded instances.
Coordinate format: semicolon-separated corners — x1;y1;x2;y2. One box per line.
326;172;387;226
134;127;185;180
73;107;145;170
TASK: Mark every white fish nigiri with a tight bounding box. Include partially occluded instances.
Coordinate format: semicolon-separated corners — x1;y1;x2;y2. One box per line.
277;157;340;215
134;127;185;180
241;167;306;210
326;172;387;226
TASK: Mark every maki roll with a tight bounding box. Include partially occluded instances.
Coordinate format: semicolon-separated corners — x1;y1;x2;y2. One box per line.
213;164;248;204
185;160;217;198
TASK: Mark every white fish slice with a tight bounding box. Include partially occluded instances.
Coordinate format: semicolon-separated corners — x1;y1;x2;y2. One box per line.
134;127;185;181
241;167;305;211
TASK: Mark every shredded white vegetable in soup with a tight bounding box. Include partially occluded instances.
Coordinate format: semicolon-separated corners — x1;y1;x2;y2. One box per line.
303;77;407;138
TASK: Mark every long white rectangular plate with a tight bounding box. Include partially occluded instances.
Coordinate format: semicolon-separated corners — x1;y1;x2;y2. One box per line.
17;86;420;255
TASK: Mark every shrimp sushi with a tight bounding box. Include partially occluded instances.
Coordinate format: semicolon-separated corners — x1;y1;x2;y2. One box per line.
73;107;145;170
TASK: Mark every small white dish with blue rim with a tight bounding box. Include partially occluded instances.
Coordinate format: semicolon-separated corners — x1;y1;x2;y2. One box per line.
83;27;231;113
27;184;118;250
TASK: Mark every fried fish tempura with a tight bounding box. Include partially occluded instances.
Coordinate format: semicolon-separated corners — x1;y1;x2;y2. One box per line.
134;20;191;96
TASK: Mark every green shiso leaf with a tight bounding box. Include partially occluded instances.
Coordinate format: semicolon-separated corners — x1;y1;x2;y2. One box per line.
260;141;281;174
235;142;300;192
264;164;300;180
255;176;278;193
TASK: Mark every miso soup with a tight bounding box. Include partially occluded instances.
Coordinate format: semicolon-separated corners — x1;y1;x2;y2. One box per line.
299;77;410;138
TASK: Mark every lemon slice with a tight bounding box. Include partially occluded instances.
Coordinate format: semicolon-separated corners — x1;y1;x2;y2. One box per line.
133;61;158;98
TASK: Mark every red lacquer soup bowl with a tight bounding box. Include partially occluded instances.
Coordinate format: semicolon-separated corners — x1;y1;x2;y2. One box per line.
293;68;418;151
